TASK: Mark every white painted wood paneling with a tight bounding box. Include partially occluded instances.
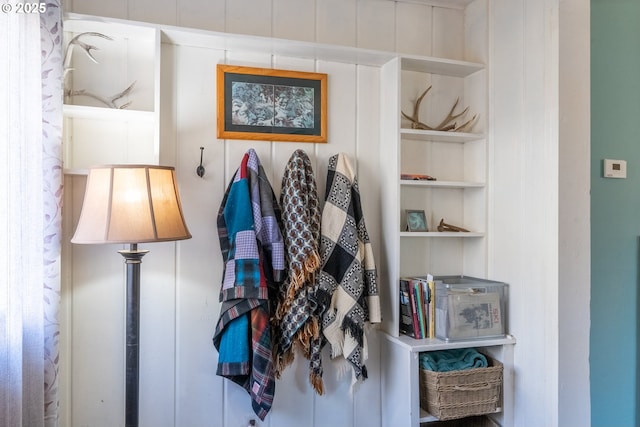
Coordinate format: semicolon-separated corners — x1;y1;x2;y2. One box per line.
66;0;128;20
273;0;316;42
558;0;591;424
353;65;383;427
226;0;273;37
138;242;178;427
378;56;400;346
176;0;226;32
170;44;227;427
59;1;592;426
489;0;562;426
464;0;488;64
523;1;559;426
356;0;396;52
71;242;126;427
316;0;357;47
403;0;475;8
129;0;177;26
395;2;432;56
488;5;529;424
432;6;464;60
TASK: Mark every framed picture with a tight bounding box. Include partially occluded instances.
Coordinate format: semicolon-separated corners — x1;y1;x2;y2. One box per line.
406;209;428;232
217;64;327;143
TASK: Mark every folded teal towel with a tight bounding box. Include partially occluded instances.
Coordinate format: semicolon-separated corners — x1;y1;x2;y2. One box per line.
419;348;488;372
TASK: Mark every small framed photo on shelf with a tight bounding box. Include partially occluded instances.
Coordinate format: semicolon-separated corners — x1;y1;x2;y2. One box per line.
406;209;428;232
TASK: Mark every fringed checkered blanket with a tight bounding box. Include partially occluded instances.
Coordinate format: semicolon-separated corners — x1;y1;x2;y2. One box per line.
315;152;381;391
213;149;285;420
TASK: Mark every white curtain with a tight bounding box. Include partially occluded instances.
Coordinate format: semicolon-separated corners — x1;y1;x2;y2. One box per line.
41;1;63;425
0;1;63;426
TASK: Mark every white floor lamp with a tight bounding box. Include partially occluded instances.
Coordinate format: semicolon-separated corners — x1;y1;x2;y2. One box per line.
71;165;191;427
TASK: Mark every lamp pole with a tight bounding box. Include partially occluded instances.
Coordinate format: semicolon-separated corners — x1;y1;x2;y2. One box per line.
118;243;149;427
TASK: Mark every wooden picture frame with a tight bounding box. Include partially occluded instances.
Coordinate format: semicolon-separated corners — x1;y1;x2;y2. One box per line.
217;64;327;143
406;209;428;232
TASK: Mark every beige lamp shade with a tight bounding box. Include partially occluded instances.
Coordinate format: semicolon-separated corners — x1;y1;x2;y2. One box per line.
71;165;192;244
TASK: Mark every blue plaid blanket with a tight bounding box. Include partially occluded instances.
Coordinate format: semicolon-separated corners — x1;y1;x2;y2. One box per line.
213;149;285;420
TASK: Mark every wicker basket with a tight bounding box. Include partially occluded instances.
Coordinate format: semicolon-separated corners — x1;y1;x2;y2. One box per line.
419;356;503;421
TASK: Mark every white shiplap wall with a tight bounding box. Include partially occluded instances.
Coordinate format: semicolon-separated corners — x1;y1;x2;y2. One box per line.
59;1;591;426
60;2;471;427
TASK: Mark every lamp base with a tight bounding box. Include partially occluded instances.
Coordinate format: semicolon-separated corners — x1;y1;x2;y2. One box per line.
118;244;148;427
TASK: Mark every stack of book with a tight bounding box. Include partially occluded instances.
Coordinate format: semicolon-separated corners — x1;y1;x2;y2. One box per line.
399;275;436;339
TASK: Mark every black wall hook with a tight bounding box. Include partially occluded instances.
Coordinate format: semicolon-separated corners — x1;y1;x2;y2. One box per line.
196;147;205;178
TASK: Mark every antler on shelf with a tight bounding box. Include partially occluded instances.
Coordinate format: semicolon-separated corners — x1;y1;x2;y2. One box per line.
64;32;136;109
64;32;113;69
401;85;435;130
65;81;137;109
401;85;478;133
437;219;470;232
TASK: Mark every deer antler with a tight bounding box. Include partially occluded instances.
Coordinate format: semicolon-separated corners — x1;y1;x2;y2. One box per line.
454;114;478;133
437;219;469;232
433;98;469;131
64;32;136;109
401;86;437;130
65;81;137;109
64;32;113;66
401;85;478;133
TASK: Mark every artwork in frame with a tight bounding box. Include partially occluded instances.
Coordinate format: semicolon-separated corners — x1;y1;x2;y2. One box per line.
217;64;328;143
406;209;428;232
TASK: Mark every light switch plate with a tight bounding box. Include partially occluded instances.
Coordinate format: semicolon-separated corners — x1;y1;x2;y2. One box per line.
604;159;627;178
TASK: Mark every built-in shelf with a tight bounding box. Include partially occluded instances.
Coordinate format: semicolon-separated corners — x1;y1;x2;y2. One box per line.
63;104;155;122
379;3;513;426
385;332;517;353
400;231;484;238
400;180;484;188
400;128;485;143
401;55;484;77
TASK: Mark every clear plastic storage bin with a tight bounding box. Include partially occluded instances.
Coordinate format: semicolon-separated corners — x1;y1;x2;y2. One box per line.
434;276;508;341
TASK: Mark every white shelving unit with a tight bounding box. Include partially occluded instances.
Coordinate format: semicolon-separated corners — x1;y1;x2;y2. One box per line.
63;17;160;173
382;333;516;426
62;13;405;174
378;1;515;426
380;51;491;330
